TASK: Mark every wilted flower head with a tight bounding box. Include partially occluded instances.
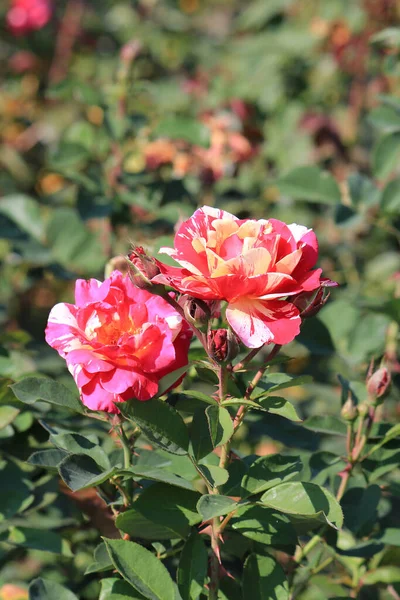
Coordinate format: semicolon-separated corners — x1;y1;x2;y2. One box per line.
154;206;334;348
45;271;191;413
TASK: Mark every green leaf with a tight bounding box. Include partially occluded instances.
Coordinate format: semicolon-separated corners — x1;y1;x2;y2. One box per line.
122;466;194;490
242;454;303;496
46;207;105;274
7;527;70;555
0;405;20;429
341;485;381;535
58;454;116;492
368;105;400;132
381;178;400;214
302;416;347;436
0;461;33;521
177;532;208;600
261;482;343;529
255;373;312;396
196;464;229;488
362;567;400;585
104;538;177;600
276;166;341;204
154;117;210;147
232;506;297;546
372;132;400;179
242;553;289;600
0;195;45;242
11;377;84;413
118;398;189;456
374;528;400;546
100;578;147;599
367;423;400;457
191;406;233;461
116;509;178;541
258;397;302;422
206;406;234;447
221;398;263;410
86;542;114;574
157;365;192;397
28;449;69;469
29;578;78;600
131;483;201;538
51;432;110;469
196;495;238;520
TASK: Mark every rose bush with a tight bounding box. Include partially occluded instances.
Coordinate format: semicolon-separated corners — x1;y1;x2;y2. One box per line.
45;270;191;412
155;206;329;348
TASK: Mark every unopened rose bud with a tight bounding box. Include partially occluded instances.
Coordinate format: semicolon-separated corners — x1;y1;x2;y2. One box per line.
179;296;220;329
341;396;357;421
208;328;239;363
366;367;391;402
128;246;161;290
357;402;369;418
293;286;331;319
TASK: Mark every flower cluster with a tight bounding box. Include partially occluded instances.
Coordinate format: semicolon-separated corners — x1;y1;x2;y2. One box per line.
7;0;52;35
46;206;333;412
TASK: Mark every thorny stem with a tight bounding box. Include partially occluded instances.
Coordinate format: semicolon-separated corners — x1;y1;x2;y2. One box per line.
233;346;263;372
209;366;229;600
119;422;132;470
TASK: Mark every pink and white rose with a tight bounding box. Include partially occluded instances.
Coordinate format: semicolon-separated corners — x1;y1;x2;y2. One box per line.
45;271;191;413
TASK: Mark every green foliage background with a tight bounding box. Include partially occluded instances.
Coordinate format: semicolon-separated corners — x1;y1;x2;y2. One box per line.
0;0;400;599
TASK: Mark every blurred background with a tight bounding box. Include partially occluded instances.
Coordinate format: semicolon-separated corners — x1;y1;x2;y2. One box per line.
0;0;400;597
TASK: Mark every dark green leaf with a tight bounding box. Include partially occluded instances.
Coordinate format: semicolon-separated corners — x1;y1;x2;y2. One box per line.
232;506;297;546
242;454;302;496
29;579;78;600
257;397;301;422
157;365;192;397
116;509;177;541
191;406;233;461
261;482;343;529
28;449;69;469
196;495;238;520
0;461;33;521
177;532;208;600
58;454;116;492
302;416;347;436
277;166;341;204
7;527;70;555
86;542;114;574
372;132;400;179
0;195;45;242
11;377;84;413
104;538;177;600
100;578;147;599
132;483;201;538
118;399;189;456
122;466;194;490
242;553;289;600
362;567;400;585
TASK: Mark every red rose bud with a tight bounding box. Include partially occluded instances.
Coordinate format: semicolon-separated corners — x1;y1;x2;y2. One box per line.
293;280;336;319
128;246;161;290
366;367;391;401
179;296;220;328
208;328;239;363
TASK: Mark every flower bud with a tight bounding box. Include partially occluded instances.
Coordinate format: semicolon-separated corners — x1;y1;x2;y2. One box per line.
128;246;163;290
366;367;391;402
292;285;331;319
357;401;369;418
208;328;239;363
179;296;220;328
341;396;357;421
